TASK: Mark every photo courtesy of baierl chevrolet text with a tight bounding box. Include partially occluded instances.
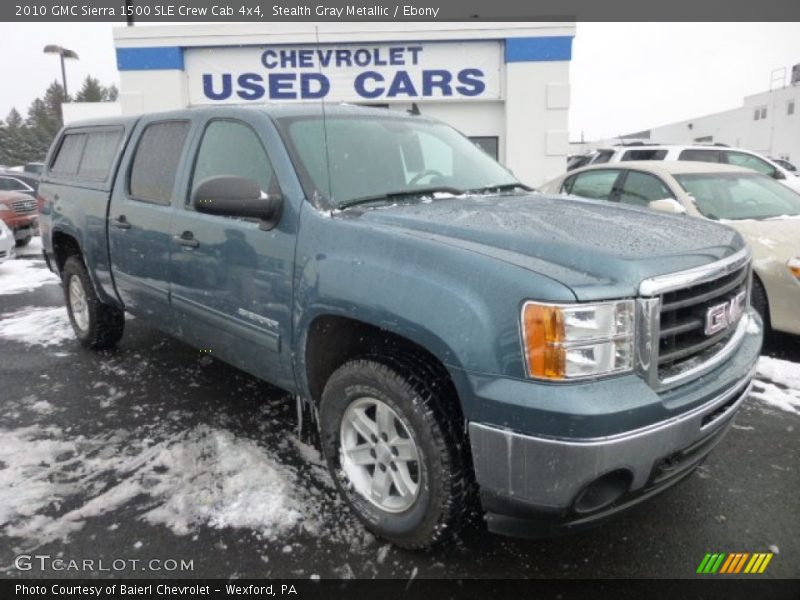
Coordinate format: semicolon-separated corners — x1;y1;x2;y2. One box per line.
0;1;798;599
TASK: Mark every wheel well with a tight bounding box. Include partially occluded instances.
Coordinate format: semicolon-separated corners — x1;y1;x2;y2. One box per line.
305;315;462;414
751;271;771;322
52;231;83;273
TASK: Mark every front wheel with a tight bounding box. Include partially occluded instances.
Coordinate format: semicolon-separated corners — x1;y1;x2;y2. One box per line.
62;256;125;349
320;358;472;549
15;235;31;247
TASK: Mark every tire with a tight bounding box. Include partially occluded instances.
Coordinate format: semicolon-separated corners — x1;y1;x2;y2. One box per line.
319;356;472;549
751;276;770;332
15;235;32;247
62;256;125;349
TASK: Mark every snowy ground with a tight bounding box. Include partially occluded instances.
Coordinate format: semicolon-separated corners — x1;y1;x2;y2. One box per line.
0;240;798;579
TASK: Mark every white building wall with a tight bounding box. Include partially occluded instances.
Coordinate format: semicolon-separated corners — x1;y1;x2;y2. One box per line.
506;61;570;184
111;22;575;187
633;85;800;162
118;70;187;114
62;101;122;124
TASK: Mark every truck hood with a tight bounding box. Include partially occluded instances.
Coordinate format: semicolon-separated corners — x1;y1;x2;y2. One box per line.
351;193;745;300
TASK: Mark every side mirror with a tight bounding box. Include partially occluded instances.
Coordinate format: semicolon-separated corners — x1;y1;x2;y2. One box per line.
648;198;687;214
192;176;282;229
772;169;786;180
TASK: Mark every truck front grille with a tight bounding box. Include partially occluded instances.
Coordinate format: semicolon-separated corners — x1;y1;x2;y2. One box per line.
12;198;36;214
657;264;749;380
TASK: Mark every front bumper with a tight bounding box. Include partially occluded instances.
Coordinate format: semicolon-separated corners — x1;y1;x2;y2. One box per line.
467;311;762;537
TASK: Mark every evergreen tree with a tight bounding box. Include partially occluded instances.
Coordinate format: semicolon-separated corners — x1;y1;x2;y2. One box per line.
0;78;117;164
75;76;106;102
2;109;38;165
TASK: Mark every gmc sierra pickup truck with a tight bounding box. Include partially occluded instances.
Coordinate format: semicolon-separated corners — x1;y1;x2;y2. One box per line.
39;105;762;549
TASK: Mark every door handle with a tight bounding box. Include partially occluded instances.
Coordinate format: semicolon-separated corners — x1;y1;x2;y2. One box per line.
173;232;199;248
112;216;131;230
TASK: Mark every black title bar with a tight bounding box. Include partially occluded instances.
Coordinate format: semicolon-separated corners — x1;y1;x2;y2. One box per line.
4;0;800;22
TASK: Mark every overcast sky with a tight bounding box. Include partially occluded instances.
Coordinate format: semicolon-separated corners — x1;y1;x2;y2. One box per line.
0;22;798;140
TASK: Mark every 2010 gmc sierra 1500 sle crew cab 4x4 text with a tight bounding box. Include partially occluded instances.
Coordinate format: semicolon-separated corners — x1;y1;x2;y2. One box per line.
38;105;762;549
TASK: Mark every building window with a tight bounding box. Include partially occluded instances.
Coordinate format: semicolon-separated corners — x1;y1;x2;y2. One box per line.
694;135;713;143
469;136;499;160
789;100;795;116
760;106;767;119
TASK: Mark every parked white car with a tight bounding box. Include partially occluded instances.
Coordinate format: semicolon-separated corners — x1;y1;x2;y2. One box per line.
570;144;800;194
542;161;800;336
0;219;16;264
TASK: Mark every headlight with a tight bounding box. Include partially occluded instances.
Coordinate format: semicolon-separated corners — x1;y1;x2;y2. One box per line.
521;300;635;380
788;258;800;279
0;204;11;212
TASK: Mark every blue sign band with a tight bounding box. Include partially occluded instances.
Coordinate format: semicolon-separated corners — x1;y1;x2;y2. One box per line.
117;46;184;71
505;36;573;62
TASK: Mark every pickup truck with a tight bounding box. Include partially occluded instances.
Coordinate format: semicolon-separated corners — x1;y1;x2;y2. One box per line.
39;105;762;549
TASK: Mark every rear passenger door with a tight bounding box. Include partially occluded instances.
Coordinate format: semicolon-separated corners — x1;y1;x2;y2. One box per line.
108;118;192;328
168;114;296;389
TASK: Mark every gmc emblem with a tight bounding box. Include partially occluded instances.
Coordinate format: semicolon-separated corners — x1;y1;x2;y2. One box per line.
704;290;746;336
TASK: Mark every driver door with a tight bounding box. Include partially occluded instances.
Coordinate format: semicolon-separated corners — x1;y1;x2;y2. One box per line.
168;114;296;389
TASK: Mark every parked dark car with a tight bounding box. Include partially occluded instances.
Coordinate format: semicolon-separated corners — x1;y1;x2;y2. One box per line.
39;105;762;548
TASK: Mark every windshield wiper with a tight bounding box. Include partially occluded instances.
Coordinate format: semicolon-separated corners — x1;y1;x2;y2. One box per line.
338;186;465;210
467;182;533;195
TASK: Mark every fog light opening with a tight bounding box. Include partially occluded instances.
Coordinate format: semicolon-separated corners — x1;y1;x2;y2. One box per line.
573;470;632;514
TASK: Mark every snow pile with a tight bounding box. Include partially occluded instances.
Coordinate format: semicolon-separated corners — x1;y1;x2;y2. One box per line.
752;356;800;415
0;306;73;347
0;259;59;295
142;426;305;537
0;421;343;550
757;356;800;390
14;236;43;258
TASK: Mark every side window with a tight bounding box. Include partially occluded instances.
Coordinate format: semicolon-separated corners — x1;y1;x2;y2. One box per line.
568;170;620;200
561;174;577;194
724;152;776;177
415;131;454;178
678;149;722;163
469;136;499;161
592;150;614;165
618;171;673;208
129;121;190;205
78;129;123;180
621;149;668;161
191;120;278;201
50;133;87;175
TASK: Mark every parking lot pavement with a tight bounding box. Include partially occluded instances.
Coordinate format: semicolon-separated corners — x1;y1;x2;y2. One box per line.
1;247;798;580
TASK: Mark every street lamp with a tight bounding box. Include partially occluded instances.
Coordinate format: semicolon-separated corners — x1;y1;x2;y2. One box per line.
43;45;79;98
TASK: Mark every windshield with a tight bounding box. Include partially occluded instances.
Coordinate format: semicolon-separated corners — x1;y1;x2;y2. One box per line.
674;172;800;220
277;114;518;208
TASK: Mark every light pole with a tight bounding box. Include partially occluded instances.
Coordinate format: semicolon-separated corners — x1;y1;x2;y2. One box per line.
43;45;79;98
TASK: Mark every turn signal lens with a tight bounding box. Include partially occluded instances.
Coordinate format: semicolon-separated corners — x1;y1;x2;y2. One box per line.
523;304;565;379
522;300;635;380
788;258;800;279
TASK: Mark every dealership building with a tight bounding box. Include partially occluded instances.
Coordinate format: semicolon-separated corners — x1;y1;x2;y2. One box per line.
67;22;576;186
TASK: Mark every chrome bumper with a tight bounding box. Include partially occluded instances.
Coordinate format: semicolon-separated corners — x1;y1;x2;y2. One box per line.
469;365;756;512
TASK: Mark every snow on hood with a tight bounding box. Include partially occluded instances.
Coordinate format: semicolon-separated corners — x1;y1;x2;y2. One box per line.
351;193;745;300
